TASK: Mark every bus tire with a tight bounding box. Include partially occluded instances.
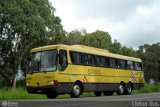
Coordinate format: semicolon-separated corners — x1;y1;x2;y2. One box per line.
117;83;125;95
94;91;102;96
70;83;82;98
46;92;57;99
103;91;113;96
125;83;132;95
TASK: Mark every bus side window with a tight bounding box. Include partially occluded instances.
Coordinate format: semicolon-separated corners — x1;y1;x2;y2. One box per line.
104;57;109;67
127;61;134;70
135;62;142;71
117;59;126;69
83;53;92;65
88;54;93;65
59;50;68;71
109;58;117;68
91;55;95;66
70;51;77;64
99;56;104;67
95;56;100;66
77;53;82;64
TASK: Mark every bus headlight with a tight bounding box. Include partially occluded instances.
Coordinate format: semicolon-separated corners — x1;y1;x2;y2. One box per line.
48;81;54;85
48;80;59;85
26;82;30;86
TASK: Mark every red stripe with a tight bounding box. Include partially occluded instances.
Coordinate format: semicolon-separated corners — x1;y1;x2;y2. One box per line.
84;76;88;82
82;79;85;82
130;72;136;83
133;76;137;82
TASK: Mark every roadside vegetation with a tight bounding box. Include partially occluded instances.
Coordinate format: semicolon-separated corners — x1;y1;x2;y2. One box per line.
0;82;160;100
133;82;160;94
0;87;46;100
0;87;95;100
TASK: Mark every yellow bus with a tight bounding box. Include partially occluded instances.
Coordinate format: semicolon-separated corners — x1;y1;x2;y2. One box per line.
26;44;144;99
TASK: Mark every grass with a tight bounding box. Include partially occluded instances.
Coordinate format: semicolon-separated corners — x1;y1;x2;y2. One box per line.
0;87;47;100
0;87;95;100
0;82;160;100
133;82;160;94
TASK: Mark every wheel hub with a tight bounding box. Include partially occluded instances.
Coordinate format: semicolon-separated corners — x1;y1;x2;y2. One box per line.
119;85;124;94
73;85;80;95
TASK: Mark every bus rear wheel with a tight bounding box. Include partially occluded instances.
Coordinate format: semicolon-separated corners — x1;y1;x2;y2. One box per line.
125;83;132;95
70;83;82;98
46;92;57;99
94;91;102;96
103;91;113;96
117;83;125;95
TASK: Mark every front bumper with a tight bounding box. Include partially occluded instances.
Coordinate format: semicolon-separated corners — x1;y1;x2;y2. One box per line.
26;83;72;94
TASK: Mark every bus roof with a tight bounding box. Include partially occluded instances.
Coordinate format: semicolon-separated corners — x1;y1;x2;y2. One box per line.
31;44;142;62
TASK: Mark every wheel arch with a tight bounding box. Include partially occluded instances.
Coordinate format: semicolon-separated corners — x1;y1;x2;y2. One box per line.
128;81;133;89
74;80;84;92
120;81;125;87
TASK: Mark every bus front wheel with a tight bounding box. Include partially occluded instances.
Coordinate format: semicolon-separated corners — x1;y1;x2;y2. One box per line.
46;92;57;99
94;91;102;96
70;83;82;98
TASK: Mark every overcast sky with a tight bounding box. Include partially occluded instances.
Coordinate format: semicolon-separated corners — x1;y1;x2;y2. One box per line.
50;0;160;48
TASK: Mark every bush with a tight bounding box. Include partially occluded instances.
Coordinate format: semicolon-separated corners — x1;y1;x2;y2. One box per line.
133;81;160;94
0;79;10;88
16;79;26;87
0;78;26;88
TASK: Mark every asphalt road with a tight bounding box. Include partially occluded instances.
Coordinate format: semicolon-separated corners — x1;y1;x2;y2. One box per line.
1;92;160;107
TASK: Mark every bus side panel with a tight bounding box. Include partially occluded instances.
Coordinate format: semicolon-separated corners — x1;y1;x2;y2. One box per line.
57;64;144;92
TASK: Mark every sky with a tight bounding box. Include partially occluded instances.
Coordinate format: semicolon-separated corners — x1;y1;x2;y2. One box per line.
50;0;160;48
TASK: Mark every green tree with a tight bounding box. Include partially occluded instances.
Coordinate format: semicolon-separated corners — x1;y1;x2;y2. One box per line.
0;0;64;88
109;39;122;54
65;29;86;45
138;43;160;82
82;30;112;50
121;46;137;57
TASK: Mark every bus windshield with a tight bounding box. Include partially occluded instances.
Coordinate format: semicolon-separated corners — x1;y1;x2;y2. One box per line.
30;50;57;73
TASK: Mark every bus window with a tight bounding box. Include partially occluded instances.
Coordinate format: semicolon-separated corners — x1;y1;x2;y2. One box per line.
40;50;57;71
30;50;57;72
70;52;77;64
70;52;83;65
59;50;68;71
91;55;95;65
88;54;95;65
95;56;103;66
30;52;41;72
104;57;109;67
83;53;89;65
77;53;82;64
127;61;134;70
117;59;126;69
135;62;142;71
109;58;117;68
101;57;106;67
